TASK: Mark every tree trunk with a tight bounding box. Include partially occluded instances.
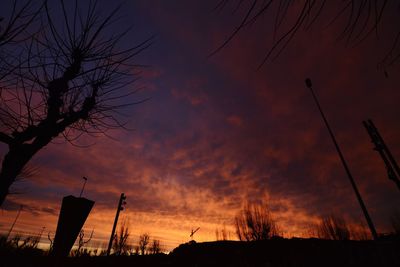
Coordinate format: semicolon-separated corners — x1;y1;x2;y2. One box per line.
0;147;31;205
0;136;52;206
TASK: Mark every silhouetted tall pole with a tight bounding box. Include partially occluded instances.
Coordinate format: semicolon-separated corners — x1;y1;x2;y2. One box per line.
6;205;22;239
107;193;127;256
305;78;378;240
79;177;88;198
363;119;400;191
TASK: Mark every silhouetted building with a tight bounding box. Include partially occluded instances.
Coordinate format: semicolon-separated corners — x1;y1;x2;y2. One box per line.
52;195;94;256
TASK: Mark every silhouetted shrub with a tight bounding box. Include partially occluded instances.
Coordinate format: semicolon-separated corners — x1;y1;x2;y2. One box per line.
70;229;94;257
9;233;40;249
0;233;44;257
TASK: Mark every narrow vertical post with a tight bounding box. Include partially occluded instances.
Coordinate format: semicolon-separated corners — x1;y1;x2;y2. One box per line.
6;205;23;240
79;177;88;198
305;78;378;240
107;193;126;256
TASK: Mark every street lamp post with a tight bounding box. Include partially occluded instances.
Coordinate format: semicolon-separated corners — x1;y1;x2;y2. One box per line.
305;78;378;240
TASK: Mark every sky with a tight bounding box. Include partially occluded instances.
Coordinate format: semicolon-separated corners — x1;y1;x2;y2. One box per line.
1;0;400;252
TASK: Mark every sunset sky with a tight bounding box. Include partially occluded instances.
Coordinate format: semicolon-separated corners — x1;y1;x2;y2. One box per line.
1;1;399;252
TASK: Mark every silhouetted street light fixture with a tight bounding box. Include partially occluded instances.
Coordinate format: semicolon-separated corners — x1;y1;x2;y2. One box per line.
79;177;88;198
305;78;378;240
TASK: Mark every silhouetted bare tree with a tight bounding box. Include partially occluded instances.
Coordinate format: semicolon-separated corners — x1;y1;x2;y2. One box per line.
212;1;400;71
234;201;279;241
149;239;161;254
316;215;351;240
112;222;131;256
314;214;372;240
47;231;54;252
0;0;151;205
73;229;94;256
215;224;230;241
138;233;150;255
0;1;43;78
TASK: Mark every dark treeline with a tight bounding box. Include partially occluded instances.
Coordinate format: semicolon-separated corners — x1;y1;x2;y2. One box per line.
1;238;400;267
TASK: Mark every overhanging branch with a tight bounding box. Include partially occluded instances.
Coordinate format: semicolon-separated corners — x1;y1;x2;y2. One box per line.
0;132;13;145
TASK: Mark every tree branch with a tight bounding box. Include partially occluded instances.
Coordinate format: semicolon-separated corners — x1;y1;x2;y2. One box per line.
0;132;13;145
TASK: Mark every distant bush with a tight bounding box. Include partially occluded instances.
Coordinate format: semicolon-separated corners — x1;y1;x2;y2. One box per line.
234;201;279;241
0;233;44;256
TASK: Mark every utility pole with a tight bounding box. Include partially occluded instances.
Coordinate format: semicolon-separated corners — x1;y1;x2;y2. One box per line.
363;119;400;191
305;78;378;240
107;193;127;256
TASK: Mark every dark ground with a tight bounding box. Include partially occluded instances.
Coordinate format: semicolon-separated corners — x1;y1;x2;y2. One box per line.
1;238;400;267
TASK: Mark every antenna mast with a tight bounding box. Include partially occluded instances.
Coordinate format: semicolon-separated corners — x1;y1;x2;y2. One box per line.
190;227;200;240
363;119;400;191
79;177;88;198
